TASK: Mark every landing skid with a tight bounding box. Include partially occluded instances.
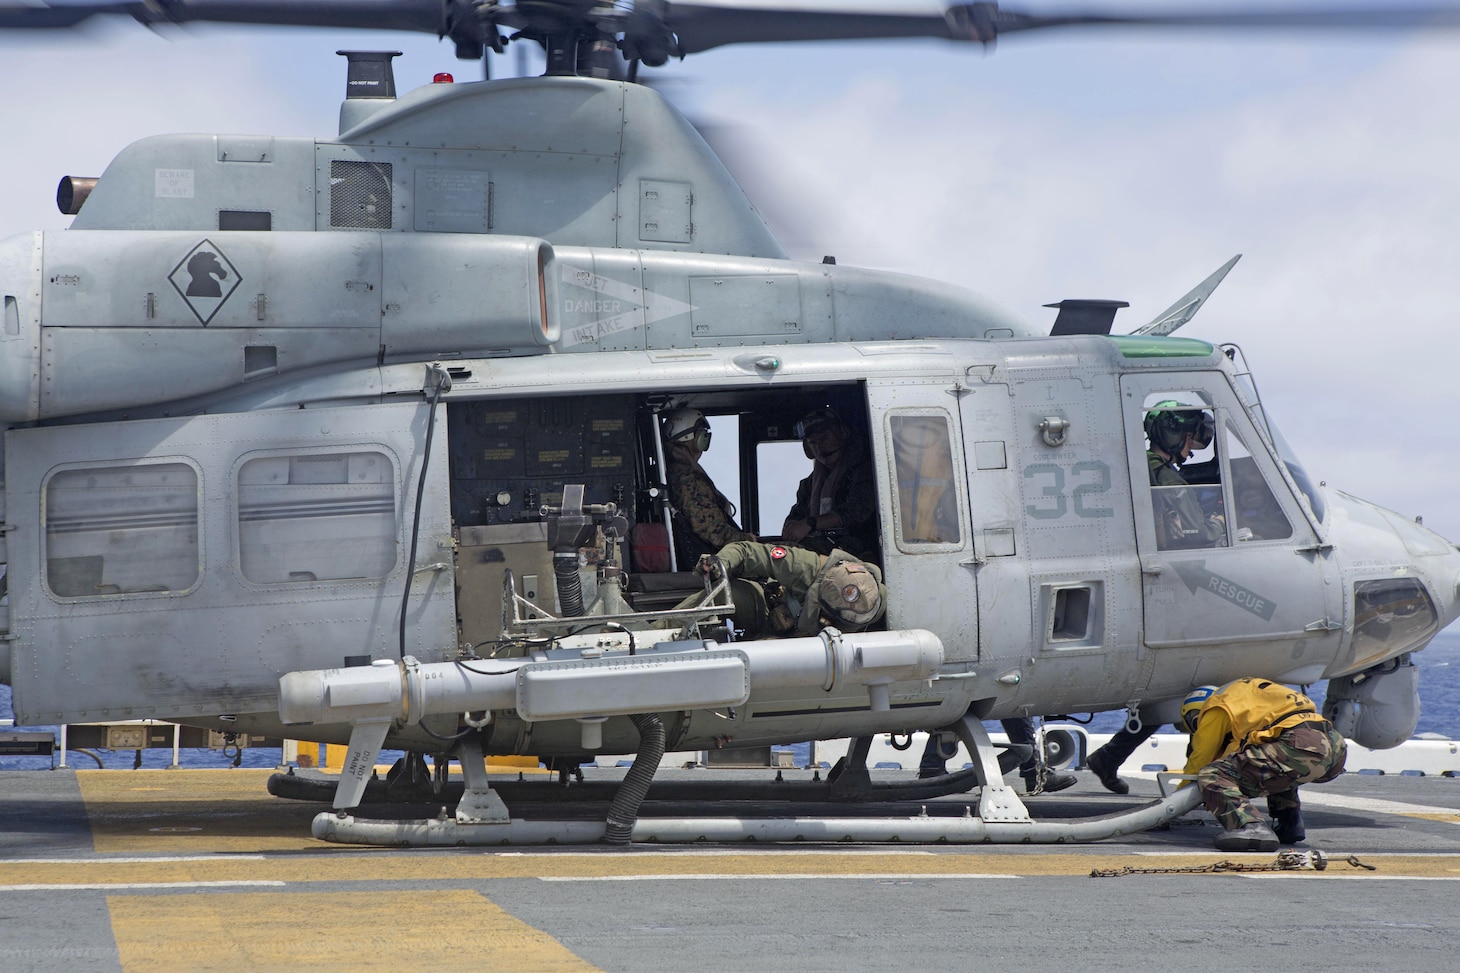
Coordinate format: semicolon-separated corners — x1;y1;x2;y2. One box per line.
305;716;1200;846
267;741;1022;806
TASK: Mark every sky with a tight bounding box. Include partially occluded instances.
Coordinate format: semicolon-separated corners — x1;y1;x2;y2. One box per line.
1;2;1459;544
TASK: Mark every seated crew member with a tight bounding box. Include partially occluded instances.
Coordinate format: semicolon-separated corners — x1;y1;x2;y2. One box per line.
781;408;879;561
1180;679;1347;851
1145;401;1225;548
919;718;1077;795
698;540;884;637
662;408;754;563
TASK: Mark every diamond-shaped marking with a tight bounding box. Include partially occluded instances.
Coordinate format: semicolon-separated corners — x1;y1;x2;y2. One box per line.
168;239;242;326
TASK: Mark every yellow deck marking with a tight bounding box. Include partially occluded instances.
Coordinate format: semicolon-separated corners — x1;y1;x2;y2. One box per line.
7;850;1460;885
108;890;600;973
78;769;324;852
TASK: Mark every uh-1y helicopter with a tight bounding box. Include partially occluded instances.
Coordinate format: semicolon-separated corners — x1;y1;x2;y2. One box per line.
1;0;1459;847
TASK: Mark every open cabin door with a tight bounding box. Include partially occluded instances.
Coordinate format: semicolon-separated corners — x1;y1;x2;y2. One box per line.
1121;372;1341;675
4;401;454;725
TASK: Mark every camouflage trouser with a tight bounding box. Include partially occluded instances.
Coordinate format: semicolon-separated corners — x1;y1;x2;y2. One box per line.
1197;722;1347;831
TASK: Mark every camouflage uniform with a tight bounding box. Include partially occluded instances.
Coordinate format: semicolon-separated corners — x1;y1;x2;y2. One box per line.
1149;451;1225;548
666;443;753;561
1183;678;1347;831
714;541;884;637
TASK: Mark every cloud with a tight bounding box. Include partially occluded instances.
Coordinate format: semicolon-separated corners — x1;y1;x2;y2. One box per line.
689;35;1460;539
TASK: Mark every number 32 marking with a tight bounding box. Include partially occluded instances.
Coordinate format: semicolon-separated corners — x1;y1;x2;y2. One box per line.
1023;461;1114;519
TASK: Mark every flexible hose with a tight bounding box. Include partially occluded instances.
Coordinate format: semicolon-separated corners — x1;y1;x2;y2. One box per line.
555;552;584;617
603;713;664;845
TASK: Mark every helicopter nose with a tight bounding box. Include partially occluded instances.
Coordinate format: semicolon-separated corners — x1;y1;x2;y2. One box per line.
1327;490;1460;676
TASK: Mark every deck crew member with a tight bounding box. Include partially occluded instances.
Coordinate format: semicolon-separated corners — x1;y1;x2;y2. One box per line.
1180;679;1348;851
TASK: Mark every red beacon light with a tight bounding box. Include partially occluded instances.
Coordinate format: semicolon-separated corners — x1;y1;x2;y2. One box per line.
432;72;454;84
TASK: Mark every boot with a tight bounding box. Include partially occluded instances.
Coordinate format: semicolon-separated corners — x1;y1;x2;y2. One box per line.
1213;821;1280;852
1272;807;1306;845
1023;770;1077;795
1087;750;1130;795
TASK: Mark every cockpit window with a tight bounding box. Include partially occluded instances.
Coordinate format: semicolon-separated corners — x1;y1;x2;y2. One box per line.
1142;393;1228;550
1225;420;1292;542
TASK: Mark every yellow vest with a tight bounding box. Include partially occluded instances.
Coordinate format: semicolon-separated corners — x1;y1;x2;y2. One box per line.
1209;678;1325;750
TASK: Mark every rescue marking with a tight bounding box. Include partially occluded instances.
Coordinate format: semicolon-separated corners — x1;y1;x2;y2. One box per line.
1172;560;1276;620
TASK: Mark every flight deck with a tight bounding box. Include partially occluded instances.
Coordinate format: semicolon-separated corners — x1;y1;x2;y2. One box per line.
2;764;1458;973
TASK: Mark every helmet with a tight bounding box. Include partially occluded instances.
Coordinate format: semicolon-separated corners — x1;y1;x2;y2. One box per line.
795;407;848;459
662;408;711;452
795;407;844;440
815;560;885;630
1143;401;1214;455
1180;685;1218;733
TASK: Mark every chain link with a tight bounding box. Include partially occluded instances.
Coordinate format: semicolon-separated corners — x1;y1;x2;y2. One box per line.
1091;849;1377;877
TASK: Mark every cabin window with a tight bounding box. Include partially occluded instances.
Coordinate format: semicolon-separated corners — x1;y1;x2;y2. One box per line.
237;450;398;584
888;412;962;548
44;462;200;598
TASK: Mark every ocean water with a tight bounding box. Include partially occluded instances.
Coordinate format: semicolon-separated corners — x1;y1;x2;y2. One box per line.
5;627;1460;770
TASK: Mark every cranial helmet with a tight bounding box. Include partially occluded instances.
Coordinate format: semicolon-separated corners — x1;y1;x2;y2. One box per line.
1144;401;1214;455
816;560;885;630
1181;685;1219;733
795;407;847;459
663;408;711;452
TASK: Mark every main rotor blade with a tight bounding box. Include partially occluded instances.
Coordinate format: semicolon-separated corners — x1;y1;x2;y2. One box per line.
6;1;1460;62
665;3;1460;56
0;1;446;33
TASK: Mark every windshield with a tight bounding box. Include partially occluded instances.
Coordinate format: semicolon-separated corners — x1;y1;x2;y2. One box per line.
1229;365;1325;525
1257;408;1326;524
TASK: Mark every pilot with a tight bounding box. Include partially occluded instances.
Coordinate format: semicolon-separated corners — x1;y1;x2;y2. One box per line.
781;407;879;561
1180;679;1348;851
662;408;755;562
1145;401;1225;548
918;719;1078;796
698;540;885;637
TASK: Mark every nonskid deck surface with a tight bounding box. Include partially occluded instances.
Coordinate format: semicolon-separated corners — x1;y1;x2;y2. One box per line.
2;766;1459;973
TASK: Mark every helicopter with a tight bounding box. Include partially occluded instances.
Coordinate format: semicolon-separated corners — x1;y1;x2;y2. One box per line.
1;1;1459;847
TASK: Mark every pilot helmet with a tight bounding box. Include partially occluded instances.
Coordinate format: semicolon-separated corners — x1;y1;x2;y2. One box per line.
816;560;885;631
1144;401;1214;455
1180;685;1219;733
663;408;711;453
